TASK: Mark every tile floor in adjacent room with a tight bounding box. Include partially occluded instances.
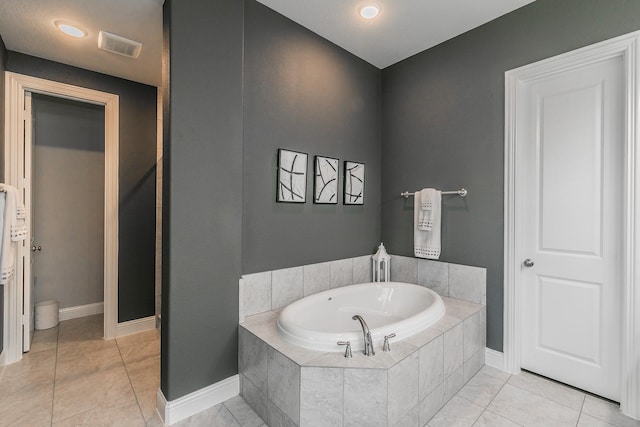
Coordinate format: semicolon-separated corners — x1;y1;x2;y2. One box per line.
0;314;263;427
0;314;638;427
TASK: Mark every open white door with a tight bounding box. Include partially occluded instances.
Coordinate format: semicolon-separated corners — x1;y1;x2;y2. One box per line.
4;72;120;365
22;91;34;352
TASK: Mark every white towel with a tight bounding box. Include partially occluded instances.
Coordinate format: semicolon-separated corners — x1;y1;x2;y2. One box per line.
418;188;437;231
0;184;28;285
0;190;15;284
0;193;10;284
11;223;28;241
5;186;27;243
414;189;441;259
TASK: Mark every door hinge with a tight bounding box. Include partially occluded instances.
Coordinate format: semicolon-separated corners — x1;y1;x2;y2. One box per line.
22;314;29;325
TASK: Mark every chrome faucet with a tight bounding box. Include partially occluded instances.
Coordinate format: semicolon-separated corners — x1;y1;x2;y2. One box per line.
352;315;375;356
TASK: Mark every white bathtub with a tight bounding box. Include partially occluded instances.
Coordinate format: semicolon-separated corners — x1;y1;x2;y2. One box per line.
276;282;446;352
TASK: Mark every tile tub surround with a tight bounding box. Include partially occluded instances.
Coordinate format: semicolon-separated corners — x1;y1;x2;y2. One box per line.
393;255;487;305
240;255;372;321
239;296;486;426
239;254;486;322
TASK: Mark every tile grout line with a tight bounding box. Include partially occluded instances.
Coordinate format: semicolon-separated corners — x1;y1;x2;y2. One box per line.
50;325;61;426
221;400;245;427
506;375;587;414
474;372;526;427
341;366;345;427
115;337;147;423
386;363;390;426
579;395;626;427
455;395;490;425
576;394;586;426
266;344;270;425
50;318;109;425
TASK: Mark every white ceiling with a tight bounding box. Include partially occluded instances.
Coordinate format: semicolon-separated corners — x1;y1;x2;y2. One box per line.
256;0;536;69
0;0;535;87
0;0;163;87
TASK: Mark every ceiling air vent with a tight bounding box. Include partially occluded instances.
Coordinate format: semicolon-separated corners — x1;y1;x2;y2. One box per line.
98;31;142;59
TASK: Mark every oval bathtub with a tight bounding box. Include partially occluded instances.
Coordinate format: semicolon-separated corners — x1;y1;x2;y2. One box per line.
276;282;445;352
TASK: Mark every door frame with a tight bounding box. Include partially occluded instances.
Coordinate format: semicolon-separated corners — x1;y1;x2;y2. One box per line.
3;72;119;363
504;31;640;418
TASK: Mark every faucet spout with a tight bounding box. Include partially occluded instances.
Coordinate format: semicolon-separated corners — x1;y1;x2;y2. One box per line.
352;315;375;356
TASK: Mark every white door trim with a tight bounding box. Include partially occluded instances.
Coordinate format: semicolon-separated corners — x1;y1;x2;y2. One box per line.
504;31;640;419
3;72;119;363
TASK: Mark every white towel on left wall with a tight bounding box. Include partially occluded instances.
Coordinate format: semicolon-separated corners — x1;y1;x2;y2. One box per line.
0;184;28;285
414;189;441;259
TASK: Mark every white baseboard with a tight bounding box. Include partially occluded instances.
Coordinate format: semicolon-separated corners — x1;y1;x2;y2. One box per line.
485;347;505;371
59;302;104;321
0;350;5;367
157;375;239;425
116;316;156;338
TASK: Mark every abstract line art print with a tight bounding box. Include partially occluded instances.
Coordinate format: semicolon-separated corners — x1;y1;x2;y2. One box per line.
314;156;339;204
344;161;365;205
277;149;308;203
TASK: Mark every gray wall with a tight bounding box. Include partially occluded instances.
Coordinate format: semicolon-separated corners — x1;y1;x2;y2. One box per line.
163;0;381;400
0;35;5;174
0;35;6;354
32;94;105;309
242;1;382;273
381;0;640;351
6;52;157;322
162;0;244;401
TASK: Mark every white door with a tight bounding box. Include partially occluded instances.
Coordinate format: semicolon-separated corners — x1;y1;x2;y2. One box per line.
22;91;34;352
519;54;623;400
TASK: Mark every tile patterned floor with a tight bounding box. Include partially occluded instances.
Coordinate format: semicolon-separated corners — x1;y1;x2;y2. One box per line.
0;314;638;426
0;314;161;426
427;366;640;427
0;315;263;427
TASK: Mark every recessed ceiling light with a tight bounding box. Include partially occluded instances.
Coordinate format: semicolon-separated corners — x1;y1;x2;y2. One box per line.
359;5;380;19
55;21;87;38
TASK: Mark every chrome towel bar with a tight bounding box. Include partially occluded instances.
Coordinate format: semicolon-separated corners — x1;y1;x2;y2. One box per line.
400;188;467;198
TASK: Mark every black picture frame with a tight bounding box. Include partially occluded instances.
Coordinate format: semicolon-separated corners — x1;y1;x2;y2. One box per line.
313;156;339;204
343;161;365;205
277;149;308;203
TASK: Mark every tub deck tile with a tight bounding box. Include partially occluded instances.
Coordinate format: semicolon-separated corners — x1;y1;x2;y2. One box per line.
239;328;269;394
441;297;484;321
419;335;444;401
268;348;301;424
443;323;464;378
344;368;388;427
404;324;444;349
303;351;382;369
368;340;419;369
241;296;481;371
300;367;343;427
388;351;420;425
241;318;322;366
463;310;486;362
239;294;487;427
240;374;268;423
243;310;279;325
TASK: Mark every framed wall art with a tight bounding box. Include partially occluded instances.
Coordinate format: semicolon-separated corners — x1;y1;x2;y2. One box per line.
277;149;308;203
344;161;365;205
313;156;339;204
